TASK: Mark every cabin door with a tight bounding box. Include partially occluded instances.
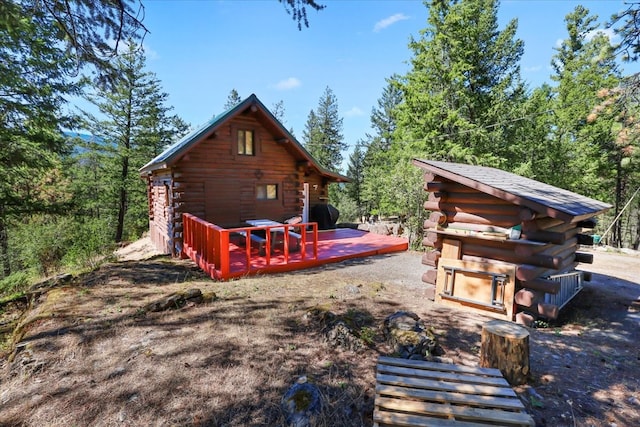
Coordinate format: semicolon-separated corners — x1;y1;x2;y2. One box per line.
302;182;309;223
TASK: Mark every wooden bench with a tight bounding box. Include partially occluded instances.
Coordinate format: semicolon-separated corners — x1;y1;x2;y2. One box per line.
374;356;535;427
234;230;301;255
275;230;302;251
233;231;268;255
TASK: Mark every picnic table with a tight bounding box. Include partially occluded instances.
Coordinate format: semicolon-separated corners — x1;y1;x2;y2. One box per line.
244;219;302;254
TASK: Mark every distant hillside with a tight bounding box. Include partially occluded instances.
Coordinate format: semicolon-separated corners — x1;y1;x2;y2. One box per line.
64;131;109;155
64;131;103;143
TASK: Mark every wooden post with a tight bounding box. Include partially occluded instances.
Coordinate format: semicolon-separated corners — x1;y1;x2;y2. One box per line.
480;319;530;386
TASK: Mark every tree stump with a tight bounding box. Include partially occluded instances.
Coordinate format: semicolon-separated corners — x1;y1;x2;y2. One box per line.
480;319;530;386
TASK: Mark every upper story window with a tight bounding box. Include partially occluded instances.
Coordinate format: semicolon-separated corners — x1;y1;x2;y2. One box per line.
237;129;254;156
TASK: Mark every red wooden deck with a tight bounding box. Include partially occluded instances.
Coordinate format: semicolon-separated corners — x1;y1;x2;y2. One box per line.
181;214;408;280
227;228;409;277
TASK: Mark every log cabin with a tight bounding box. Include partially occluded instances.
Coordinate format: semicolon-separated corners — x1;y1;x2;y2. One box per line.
413;159;611;326
140;94;349;256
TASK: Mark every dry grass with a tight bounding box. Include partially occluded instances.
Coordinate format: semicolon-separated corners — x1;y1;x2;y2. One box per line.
1;248;639;426
0;259;398;426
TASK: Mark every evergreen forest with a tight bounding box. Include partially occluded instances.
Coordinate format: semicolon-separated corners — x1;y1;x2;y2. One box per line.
1;0;640;300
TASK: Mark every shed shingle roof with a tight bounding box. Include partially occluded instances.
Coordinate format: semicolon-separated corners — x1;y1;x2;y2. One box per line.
413;159;611;222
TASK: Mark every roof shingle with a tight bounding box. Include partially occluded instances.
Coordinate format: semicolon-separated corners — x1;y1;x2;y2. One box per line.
413;159;611;222
139;94;349;183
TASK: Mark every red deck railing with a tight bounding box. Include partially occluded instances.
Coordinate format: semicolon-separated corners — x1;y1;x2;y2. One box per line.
181;213;319;280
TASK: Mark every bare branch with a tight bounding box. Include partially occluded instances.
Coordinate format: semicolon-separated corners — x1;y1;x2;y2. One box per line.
278;0;325;30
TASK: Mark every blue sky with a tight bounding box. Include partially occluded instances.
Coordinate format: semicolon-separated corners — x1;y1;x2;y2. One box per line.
87;0;639;170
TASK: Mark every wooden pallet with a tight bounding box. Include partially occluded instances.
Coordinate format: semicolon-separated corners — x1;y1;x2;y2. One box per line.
374;356;535;427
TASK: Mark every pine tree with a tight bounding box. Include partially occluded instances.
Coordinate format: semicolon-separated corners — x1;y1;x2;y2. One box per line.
271;100;287;124
368;75;402;155
19;0;148;83
224;89;242;110
385;0;526;247
302;86;346;173
82;43;188;242
395;0;526;166
0;2;79;277
587;82;640;247
508;84;560;183
549;6;622;192
361;76;403;217
345;141;366;216
609;2;640;62
549;5;639;247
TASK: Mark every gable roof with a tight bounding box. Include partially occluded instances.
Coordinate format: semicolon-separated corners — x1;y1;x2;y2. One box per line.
413;159;611;222
139;94;350;183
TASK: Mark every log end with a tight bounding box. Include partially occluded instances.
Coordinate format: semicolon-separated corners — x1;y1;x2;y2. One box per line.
483;319;530;339
574;251;594;264
421;268;438;285
515;311;536;327
422;250;441;267
514;289;542;307
538;303;559;320
480;319;531;386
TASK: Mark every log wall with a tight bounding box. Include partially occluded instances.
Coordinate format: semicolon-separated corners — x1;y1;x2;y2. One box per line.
146;114;330;255
419;174;597;324
148;170;173;254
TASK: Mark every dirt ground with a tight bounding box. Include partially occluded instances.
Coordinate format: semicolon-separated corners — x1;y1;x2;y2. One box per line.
0;238;638;426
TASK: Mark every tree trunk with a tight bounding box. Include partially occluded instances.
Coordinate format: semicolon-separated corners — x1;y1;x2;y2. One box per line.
115;177;127;243
115;87;134;243
614;157;623;248
0;206;9;278
634;200;640;250
480;319;530;386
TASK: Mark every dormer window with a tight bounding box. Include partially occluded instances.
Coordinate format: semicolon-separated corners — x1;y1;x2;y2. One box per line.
237;129;254;155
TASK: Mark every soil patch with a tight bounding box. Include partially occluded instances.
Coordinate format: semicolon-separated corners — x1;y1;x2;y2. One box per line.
0;239;638;426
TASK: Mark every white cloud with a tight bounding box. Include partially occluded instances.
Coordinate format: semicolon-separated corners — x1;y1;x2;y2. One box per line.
374;13;409;32
345;107;364;117
523;65;542;72
274;77;301;90
107;39;158;59
586;28;619;44
142;44;159;60
556;28;620;47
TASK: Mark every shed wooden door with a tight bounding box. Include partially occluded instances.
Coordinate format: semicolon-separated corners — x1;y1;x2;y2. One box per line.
205;178;255;226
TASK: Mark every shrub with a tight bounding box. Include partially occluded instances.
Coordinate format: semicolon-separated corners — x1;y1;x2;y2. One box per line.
61;217;113;269
0;271;31;301
8;215;113;277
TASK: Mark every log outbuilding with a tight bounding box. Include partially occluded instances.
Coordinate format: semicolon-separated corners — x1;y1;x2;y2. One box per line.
413;159;611;325
140;94;349;256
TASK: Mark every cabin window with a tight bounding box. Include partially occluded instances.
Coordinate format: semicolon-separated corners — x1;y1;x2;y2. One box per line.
256;184;277;200
237;129;254;155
